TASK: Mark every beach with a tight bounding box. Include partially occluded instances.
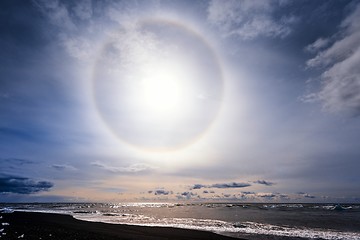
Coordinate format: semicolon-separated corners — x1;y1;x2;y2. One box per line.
1;203;360;240
1;212;241;240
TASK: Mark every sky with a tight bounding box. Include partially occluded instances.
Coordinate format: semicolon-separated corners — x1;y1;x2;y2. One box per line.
1;0;360;203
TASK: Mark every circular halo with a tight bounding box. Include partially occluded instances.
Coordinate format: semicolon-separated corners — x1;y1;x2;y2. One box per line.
92;18;224;152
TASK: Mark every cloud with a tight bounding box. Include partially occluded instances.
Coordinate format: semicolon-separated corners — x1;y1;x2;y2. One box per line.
279;194;290;200
211;182;251;188
177;191;198;200
72;0;93;20
253;180;275;186
297;192;316;199
191;182;251;189
256;193;277;199
242;191;255;195
191;184;208;189
305;38;330;53
0;176;53;194
304;194;316;199
304;3;360;116
1;158;39;178
33;0;76;31
51;164;77;171
91;162;156;174
207;0;295;40
60;36;94;60
154;189;172;195
1;158;35;166
33;0;97;61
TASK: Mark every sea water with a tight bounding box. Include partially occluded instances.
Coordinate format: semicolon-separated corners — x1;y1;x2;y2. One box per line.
1;202;359;239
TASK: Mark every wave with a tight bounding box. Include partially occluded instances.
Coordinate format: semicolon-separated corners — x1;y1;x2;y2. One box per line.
73;212;360;240
0;208;14;213
75;214;360;240
231;221;360;240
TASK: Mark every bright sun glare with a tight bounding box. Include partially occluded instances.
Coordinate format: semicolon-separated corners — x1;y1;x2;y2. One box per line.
93;19;223;150
137;61;186;118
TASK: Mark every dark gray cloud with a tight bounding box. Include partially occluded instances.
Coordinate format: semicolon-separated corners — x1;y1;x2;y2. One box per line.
183;191;196;197
0;176;53;194
191;182;251;189
299;192;316;199
242;191;255;195
176;191;198;200
51;164;77;171
191;184;207;189
257;193;276;199
1;158;35;165
296;192;316;199
211;182;251;188
253;180;275;186
154;189;172;195
279;194;290;200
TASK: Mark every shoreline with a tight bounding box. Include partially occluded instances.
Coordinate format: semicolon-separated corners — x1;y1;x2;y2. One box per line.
1;211;243;240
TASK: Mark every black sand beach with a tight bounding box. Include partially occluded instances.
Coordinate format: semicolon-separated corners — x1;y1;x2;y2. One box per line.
1;212;242;240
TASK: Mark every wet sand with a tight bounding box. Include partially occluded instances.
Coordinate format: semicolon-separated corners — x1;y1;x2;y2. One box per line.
1;212;242;240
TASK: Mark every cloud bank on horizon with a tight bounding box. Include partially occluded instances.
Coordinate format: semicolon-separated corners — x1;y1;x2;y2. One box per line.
1;0;360;203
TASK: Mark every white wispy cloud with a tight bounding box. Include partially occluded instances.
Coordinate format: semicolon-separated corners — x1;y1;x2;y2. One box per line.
33;0;76;31
60;35;94;60
33;0;97;61
304;3;360;116
72;0;93;20
207;0;296;39
91;161;156;174
305;37;330;53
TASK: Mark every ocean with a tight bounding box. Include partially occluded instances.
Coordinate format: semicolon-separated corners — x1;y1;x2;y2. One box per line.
1;202;359;239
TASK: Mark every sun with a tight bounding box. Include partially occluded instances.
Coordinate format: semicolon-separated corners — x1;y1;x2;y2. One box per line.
133;59;189;120
93;19;223;151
